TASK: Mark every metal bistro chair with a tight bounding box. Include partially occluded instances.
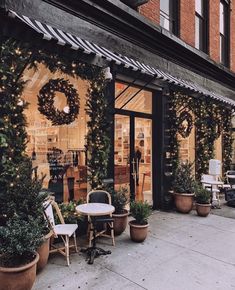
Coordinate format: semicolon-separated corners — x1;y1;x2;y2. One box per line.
87;190;115;247
43;197;78;266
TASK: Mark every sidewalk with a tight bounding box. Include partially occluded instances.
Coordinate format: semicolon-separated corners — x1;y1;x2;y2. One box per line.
34;211;235;290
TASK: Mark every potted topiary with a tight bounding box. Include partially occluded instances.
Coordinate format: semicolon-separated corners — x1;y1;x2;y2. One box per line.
194;183;211;217
129;200;151;242
172;162;195;213
110;187;129;235
0;159;48;290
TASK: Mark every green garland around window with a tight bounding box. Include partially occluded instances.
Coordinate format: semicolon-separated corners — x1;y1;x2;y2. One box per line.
38;78;80;125
0;38;111;190
168;91;233;180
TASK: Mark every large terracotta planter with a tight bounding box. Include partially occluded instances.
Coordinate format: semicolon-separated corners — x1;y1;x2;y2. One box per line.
174;193;195;213
37;231;52;272
113;210;129;236
196;203;211;217
0;252;39;290
129;220;149;242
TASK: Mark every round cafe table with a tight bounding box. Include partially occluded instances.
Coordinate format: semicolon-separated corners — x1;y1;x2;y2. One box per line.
201;180;224;208
76;203;114;264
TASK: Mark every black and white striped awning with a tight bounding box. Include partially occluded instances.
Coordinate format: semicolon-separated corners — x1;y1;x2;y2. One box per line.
9;10;235;107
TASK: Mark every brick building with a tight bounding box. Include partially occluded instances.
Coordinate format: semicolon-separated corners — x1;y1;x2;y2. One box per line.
1;0;235;208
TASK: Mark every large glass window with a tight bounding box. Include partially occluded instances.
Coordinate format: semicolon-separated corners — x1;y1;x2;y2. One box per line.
220;0;229;66
22;63;89;203
160;0;179;35
115;82;152;114
195;0;208;53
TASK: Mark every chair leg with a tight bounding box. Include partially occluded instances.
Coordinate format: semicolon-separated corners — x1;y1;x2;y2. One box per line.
74;232;78;252
111;222;115;246
65;235;70;266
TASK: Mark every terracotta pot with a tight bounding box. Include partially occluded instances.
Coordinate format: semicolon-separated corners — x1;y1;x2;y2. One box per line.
37;231;52;272
129;220;149;243
196;203;211;217
0;252;39;290
113;210;129;236
174;193;195;213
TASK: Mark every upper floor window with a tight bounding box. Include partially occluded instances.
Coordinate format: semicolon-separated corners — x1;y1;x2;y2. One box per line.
220;0;229;67
195;0;208;53
160;0;179;36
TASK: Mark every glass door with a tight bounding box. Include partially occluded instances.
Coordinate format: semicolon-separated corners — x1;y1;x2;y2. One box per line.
114;114;152;204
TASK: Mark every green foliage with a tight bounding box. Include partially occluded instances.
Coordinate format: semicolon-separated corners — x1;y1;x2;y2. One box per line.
172;162;195;193
130;201;151;225
54;200;84;224
110;187;129;214
85;75;111;189
194;182;211;204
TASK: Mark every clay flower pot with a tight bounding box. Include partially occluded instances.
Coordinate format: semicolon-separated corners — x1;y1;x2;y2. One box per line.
196;203;211;217
174;193;195;213
129;220;149;242
37;231;53;272
113;209;129;236
0;252;39;290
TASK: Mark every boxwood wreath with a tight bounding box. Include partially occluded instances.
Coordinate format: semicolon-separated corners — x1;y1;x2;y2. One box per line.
166;90;233;181
38;78;80;125
0;38;111;190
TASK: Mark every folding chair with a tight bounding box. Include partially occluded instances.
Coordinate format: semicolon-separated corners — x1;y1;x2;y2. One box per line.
43;198;78;266
87;190;115;247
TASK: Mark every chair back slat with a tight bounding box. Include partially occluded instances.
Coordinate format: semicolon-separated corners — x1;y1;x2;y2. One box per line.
43;201;55;228
87;190;111;204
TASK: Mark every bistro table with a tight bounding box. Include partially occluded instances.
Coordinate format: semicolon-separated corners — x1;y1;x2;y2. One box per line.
76;203;115;264
201;180;224;208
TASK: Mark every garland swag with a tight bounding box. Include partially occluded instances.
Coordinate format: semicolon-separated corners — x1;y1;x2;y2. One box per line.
0;38;111;190
167;91;233;179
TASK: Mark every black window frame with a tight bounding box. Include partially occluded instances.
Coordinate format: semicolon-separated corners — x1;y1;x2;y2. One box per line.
220;0;230;67
160;0;180;36
195;0;209;53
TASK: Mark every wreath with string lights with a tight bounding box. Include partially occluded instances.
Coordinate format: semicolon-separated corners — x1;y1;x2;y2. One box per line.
178;111;193;138
38;78;79;125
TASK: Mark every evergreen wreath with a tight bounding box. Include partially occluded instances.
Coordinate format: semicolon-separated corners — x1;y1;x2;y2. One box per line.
38;78;79;125
178;111;193;138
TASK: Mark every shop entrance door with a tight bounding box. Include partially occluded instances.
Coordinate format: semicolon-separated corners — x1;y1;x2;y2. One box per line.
114;114;152;203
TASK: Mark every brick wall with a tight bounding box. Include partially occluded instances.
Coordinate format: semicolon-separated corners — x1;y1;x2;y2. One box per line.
230;0;235;72
209;0;220;63
180;0;195;47
138;0;159;25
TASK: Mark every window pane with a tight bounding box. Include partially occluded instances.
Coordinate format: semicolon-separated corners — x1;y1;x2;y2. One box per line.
220;2;224;34
160;14;170;30
195;16;203;50
195;0;203;16
160;0;169;14
115;82;152;114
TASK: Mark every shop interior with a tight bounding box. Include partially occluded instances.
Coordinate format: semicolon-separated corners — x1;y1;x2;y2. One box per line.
22;63;89;202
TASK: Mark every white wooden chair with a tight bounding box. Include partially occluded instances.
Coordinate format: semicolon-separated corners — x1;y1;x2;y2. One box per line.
87;190;115;247
43;198;78;266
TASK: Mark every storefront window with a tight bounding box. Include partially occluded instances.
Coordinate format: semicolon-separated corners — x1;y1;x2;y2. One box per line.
115;82;152;114
22;63;89;203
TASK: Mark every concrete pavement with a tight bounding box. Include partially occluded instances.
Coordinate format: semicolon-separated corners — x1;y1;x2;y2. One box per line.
34;211;235;290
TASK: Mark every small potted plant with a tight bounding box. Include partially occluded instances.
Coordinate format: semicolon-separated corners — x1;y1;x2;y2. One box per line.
129;200;151;242
172;161;195;213
194;183;211;217
110;187;129;235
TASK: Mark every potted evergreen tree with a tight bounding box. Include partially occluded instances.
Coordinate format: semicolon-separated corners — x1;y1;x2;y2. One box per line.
111;187;129;235
172;162;195;213
0;159;48;289
194;183;211;217
129;200;151;242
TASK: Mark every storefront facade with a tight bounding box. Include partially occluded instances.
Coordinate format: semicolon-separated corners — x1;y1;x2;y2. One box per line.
1;0;235;209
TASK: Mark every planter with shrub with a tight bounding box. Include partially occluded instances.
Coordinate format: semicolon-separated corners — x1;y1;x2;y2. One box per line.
111;187;129;235
129;200;151;242
195;183;211;217
172;162;195;213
